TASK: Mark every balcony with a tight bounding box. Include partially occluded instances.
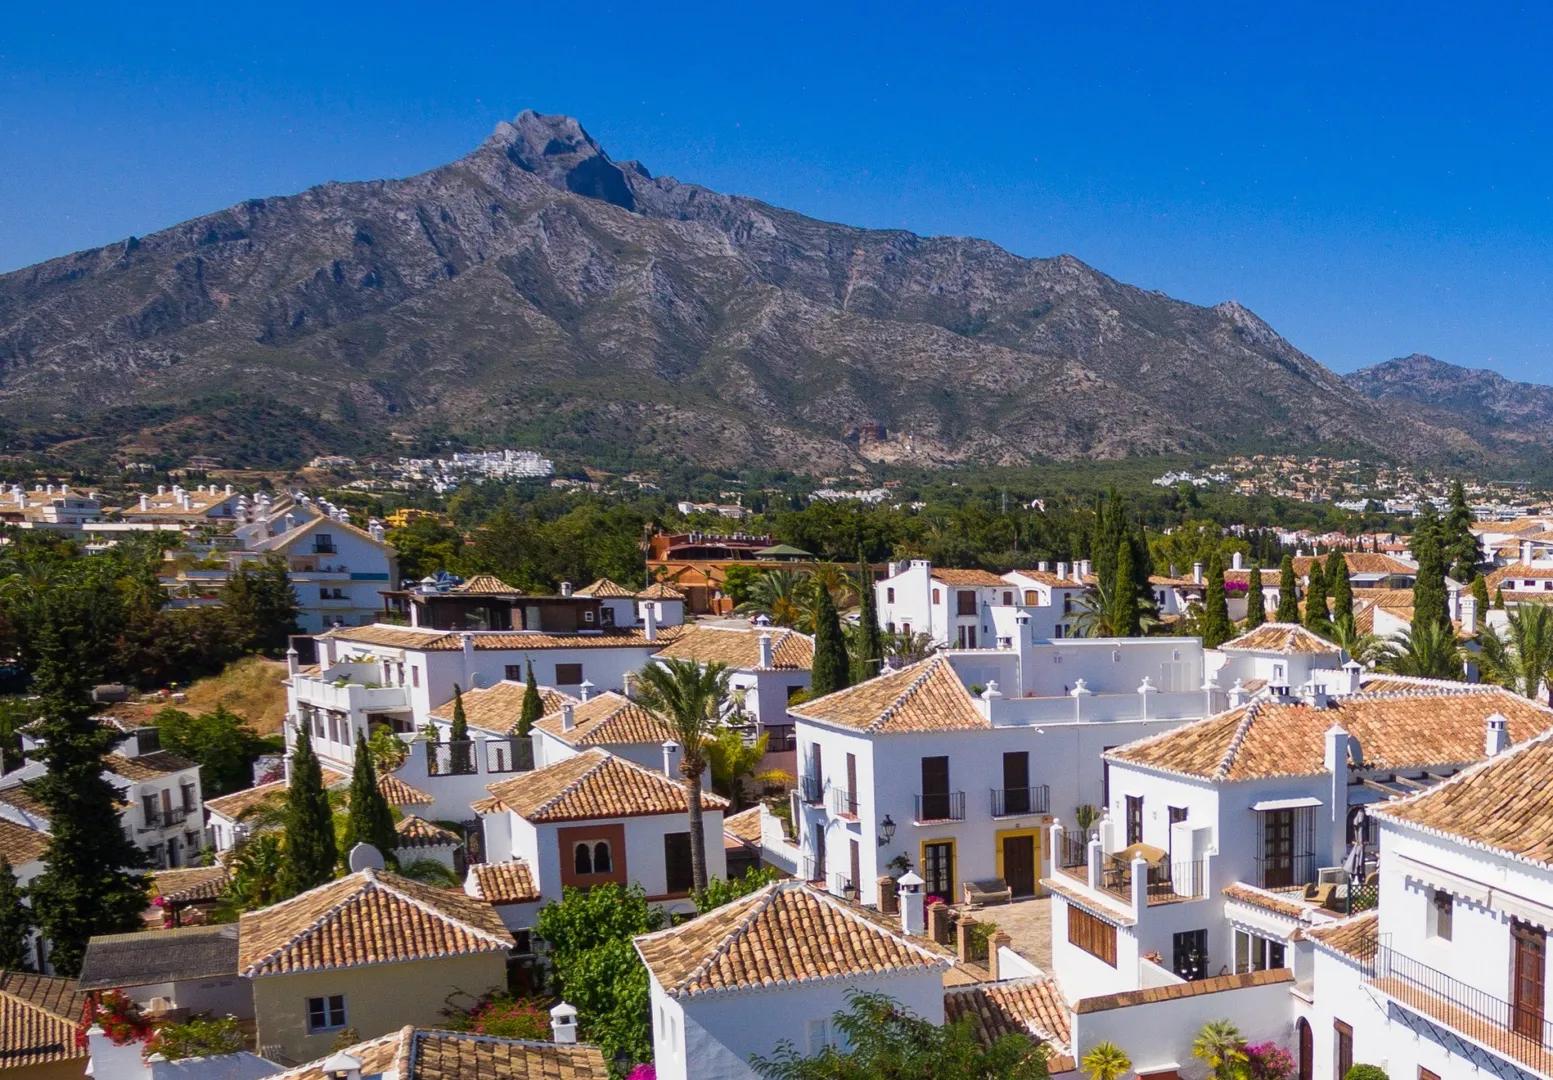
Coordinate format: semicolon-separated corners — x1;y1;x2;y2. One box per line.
1098;854;1208;906
990;785;1050;818
141;806;188;831
1254;851;1318;890
1056;831;1090;882
829;787;858;819
914;791;966;823
1371;946;1553;1074
800;855;825;883
425;740;479;777
485;737;533;775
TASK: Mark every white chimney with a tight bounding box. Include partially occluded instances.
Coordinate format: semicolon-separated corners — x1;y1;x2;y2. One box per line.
318;1052;363;1080
156;484;166;496
1523;539;1535;564
561;704;576;731
1461;594;1478;635
1056;561;1070;581
757;632;774;669
1192;561;1204;585
1038;559;1050;572
579;679;594;702
1232;551;1244;571
138;495;150;511
1228;679;1248;708
286;646;299;677
1486;712;1511;757
560;581;573;597
1343;659;1363;695
663;739;683;779
897;870;926;935
1324;724;1354;773
461;632;475;687
1301;679;1329;710
644;604;658;642
550;1002;579;1045
1079;559;1092;580
622;671;635;699
225;483;234;495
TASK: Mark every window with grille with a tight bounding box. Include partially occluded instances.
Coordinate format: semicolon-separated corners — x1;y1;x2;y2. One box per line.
1067;906;1117;966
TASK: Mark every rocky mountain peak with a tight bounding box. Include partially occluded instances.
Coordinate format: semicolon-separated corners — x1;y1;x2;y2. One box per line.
483;110;637;210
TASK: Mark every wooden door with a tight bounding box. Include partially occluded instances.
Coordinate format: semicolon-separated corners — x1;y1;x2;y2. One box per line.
1513;919;1546;1038
1002;752;1030;815
849;839;861;894
920;756;950;821
1262;810;1295;888
1003;835;1036;898
1296;1018;1312;1080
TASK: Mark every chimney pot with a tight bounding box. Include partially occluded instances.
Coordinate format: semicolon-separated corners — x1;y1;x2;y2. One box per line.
662;739;683;779
550;1002;579;1045
897;870;925;935
1232;551;1244;571
758;632;774;669
1192;561;1204;585
560;581;573;597
1486;712;1511;757
562;704;575;731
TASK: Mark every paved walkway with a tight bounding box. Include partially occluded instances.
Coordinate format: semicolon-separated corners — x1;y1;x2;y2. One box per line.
978;895;1052;972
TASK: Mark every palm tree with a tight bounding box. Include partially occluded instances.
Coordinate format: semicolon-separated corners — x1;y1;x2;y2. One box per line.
1379;620;1463;680
1476;604;1553;699
1072;579;1160;638
735;570;811;628
882;629;936;666
1325;614;1383;668
396;858;461;887
223;833;286;913
704;729;790;809
635;658;731;893
1192;1019;1249;1079
1080;1041;1131;1080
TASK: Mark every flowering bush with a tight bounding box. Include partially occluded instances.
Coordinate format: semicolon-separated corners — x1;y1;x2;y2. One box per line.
926;895;946;907
1246;1041;1296;1080
626;1066;657;1080
80;991;155;1048
441;992;550;1039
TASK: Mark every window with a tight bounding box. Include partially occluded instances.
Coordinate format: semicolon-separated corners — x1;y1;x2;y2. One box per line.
181;783;196;813
1002;591;1013;606
411;666;420;688
1430;889;1453;940
583;609;595;623
1420;1070;1440;1080
664;832;693;894
307;995;347;1032
1067;906;1117;966
956;590;976;616
593;841;612;873
1126;795;1143;846
922;840;955;900
1173;928;1209;980
1233;929;1286;973
141;793;158;828
886;587;895;603
805;1018;834;1055
505;665;522;681
1333;1020;1353;1077
555;663;584;685
574;841;613;876
932;588;941;604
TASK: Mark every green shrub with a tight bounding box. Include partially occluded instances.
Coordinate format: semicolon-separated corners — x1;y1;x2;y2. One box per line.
144;1016;244;1060
1345;1067;1389;1080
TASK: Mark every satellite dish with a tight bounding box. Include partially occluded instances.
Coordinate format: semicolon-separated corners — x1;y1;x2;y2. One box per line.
348;842;385;873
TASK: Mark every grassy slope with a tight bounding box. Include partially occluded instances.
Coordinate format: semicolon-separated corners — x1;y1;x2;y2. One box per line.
181;656;290;735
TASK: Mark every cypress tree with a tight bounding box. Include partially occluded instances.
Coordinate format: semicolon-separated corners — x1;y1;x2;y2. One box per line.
1303;556;1330;631
280;724;336;895
1128;524;1156;619
1496;586;1507;610
1110;538;1141;637
1090;490;1121;592
515;659;543;737
343;732;398;867
0;857;34;971
1201;550;1231;649
1471;574;1491;615
26;576;147;976
1245;561;1267;629
810;586;851;697
449;685;472;774
1412;505;1451;635
1276;555;1301;623
1330;554;1354;628
1444;480;1482;581
854;549;885;682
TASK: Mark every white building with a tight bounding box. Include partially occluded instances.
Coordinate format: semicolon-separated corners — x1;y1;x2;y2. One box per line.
476;746;728;917
875;563;1018;649
0;820;47;971
789;637;1217;909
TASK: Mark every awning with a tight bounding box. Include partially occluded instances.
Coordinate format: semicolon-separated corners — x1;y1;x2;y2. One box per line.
1250;796;1323;812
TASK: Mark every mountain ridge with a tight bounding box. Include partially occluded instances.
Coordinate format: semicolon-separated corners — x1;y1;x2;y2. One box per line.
0;111;1502;472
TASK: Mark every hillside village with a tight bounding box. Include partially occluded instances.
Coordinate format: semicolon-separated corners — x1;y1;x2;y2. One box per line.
10;478;1553;1080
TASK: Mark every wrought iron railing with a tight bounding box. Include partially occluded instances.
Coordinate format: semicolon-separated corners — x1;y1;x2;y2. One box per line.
914;791;966;822
426;740;479;776
800;773;824;805
1254;851;1318;890
1372;945;1553;1073
1057;831;1090;880
829;787;858;818
1098;855;1208;905
485;737;533;774
990;785;1050;817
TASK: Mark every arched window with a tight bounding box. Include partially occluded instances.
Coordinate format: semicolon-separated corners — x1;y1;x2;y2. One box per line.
573;843;593;876
593;841;612;873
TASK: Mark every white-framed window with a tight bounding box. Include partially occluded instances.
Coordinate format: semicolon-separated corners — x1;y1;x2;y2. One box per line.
307;994;347;1032
805;1017;835;1055
1232;929;1286;973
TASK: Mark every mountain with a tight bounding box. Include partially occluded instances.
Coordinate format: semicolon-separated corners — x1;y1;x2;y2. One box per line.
0;111;1478;472
1346;354;1553;456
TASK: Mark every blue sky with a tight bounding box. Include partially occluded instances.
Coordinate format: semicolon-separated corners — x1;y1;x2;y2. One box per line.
5;2;1553;378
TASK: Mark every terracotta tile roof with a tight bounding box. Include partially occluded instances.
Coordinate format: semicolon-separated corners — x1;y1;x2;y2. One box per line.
0;783;50;823
203;769;348;821
930;568;1008;587
0;818;47;865
637;582;685;600
0;971;88;1069
452;573;520;595
236;868;513;976
791;655;989;735
1039;876;1137;926
271;1025;610;1080
944;977;1072;1062
150;864;230;904
1358;673;1477;693
1352;587;1418;610
1075;968;1293;1014
79;924;239;989
1222;882;1312;921
377;773;435;807
1305;910;1379;963
429;680;578;734
1486;562;1553;590
1292;553;1417;577
105;749;198;781
1218;622;1341;655
653;624;815;670
483;748;725;823
578;577;636;598
634;881;949;998
1378;727;1553;864
330;625;682;651
1009;569;1092;590
466;860;541;906
533;691;674;747
723;806;764;848
1225;568;1283;585
1108;685;1553;782
395;815;462;849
